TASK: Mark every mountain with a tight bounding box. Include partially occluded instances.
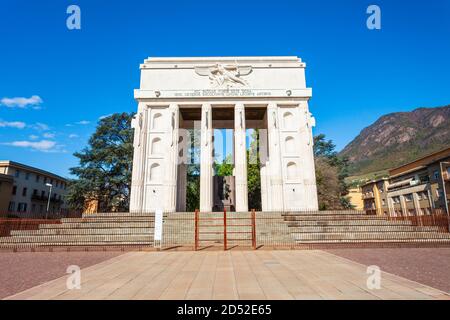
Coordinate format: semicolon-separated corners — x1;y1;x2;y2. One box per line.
340;105;450;175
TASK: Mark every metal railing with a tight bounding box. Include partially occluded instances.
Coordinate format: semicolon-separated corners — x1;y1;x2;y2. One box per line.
194;209;256;251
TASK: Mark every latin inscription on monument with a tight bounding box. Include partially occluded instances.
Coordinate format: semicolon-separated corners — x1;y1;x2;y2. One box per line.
173;89;272;98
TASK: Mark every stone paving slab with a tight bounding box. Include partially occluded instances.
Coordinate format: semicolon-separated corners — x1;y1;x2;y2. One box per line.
4;250;449;300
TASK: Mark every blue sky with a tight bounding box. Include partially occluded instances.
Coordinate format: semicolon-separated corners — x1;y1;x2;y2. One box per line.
1;0;449;177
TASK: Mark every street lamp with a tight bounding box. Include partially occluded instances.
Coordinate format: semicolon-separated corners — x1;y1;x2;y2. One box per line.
45;183;53;219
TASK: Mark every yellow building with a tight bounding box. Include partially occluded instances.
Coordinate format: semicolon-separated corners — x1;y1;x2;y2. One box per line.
361;178;389;215
347;187;364;210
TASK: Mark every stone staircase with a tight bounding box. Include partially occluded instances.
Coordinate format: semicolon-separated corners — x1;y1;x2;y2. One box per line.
1;211;449;250
283;211;450;246
0;213;155;249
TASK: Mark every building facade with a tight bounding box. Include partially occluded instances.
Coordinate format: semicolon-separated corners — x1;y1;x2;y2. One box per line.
0;161;68;216
130;56;319;213
361;147;450;216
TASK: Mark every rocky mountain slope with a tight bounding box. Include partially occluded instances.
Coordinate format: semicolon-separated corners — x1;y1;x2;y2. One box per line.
340;105;450;175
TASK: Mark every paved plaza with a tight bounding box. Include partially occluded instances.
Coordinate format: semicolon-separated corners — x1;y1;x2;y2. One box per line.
4;250;449;300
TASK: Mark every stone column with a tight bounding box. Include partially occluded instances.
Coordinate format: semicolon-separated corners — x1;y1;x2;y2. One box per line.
176;164;187;211
234;103;248;212
412;192;421;216
387;197;395;216
303;109;319;210
164;103;179;213
267;103;284;212
130;106;148;213
200;103;213;212
259;126;269;211
399;195;408;216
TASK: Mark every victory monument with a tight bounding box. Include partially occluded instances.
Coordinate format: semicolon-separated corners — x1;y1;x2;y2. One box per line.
130;57;319;213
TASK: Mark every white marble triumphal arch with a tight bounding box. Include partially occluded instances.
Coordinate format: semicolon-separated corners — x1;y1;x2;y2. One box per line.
130;57;318;213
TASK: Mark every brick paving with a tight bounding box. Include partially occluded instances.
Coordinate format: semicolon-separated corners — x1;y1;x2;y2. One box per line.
326;248;450;293
4;250;449;300
0;251;123;299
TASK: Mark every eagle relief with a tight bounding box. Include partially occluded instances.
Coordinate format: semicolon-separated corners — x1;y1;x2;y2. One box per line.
195;64;252;88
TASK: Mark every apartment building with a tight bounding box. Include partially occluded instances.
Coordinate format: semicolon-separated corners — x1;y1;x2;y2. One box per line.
361;147;450;216
361;178;389;215
0;161;68;216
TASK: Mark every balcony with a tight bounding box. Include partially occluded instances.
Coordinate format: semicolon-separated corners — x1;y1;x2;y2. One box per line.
31;194;63;204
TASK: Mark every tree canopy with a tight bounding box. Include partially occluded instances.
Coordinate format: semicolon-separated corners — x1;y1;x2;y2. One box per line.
66;112;134;212
313;134;352;210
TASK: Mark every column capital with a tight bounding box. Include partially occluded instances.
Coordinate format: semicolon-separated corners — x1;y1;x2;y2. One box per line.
235;102;245;110
267;102;277;110
168;103;179;110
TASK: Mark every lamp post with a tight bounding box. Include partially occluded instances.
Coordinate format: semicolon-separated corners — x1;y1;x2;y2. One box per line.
45;183;53;219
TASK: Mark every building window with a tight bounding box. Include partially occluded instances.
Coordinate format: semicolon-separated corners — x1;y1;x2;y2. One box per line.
18;203;27;212
25;172;30;180
433;171;439;180
12;186;17;195
8;201;15;212
44;177;47;184
15;170;20;178
382;199;386;206
39;205;44;214
41;190;45;197
31;204;36;213
405;194;413;202
36;175;40;183
422;192;428;200
22;187;27;197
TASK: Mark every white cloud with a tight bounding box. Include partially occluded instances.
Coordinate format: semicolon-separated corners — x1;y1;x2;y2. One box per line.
76;120;90;125
65;124;74;127
43;132;55;139
68;134;79;138
2;139;56;152
0;120;26;129
1;95;43;109
31;122;50;131
29;135;39;140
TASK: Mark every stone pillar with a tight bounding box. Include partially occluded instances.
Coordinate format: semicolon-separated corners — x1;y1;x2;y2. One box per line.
176;164;187;211
234;103;248;212
259;128;269;211
387;197;395;216
267;103;284;212
412;192;421;216
399;195;408;216
130;106;148;213
303;108;319;210
200;103;213;212
164;103;179;213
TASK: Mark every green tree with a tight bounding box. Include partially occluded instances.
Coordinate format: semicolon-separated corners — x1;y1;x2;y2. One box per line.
313;134;352;210
247;129;261;210
66;113;134;212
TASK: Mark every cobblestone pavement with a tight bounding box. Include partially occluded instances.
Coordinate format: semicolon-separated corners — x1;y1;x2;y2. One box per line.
4;250;449;300
326;248;450;293
0;251;123;299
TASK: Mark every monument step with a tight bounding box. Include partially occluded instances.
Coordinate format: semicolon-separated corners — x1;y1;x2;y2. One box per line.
10;228;153;236
294;238;450;244
293;232;450;241
0;241;153;248
286;220;413;226
61;217;155;223
40;222;154;229
288;225;441;233
0;234;153;243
